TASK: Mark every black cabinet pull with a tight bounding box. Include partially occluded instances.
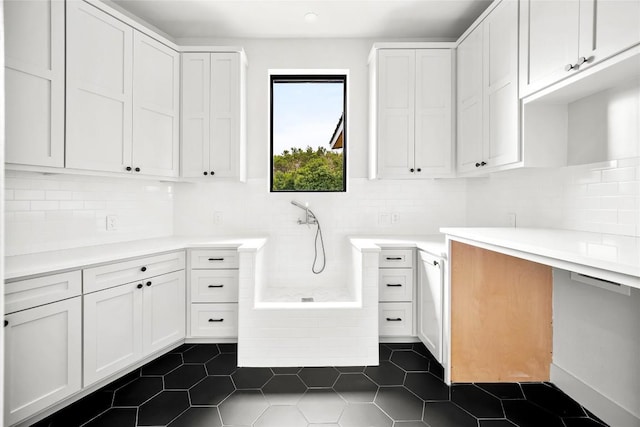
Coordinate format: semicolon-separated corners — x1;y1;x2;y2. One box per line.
386;284;402;287
135;167;141;172
126;166;132;171
141;266;147;272
385;257;402;261
208;258;224;261
208;318;224;322
386;317;402;322
146;281;152;287
475;162;481;167
210;171;215;176
4;320;8;327
208;284;224;288
137;284;143;289
433;260;439;266
409;168;415;172
475;161;487;167
416;168;422;172
203;171;208;176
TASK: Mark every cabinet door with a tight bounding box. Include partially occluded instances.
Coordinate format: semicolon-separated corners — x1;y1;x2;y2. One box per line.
4;0;64;167
417;252;443;363
579;0;640;65
519;0;580;97
142;271;186;355
456;27;484;173
181;53;212;178
132;32;180;177
377;49;416;178
83;282;143;387
66;1;133;173
483;0;520;169
414;50;453;176
4;298;81;426
210;53;240;178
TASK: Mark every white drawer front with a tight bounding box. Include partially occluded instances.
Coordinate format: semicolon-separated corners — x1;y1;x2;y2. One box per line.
190;303;238;337
191;270;239;303
379;269;414;302
379;249;414;268
5;271;82;313
83;251;185;294
190;250;239;269
379;302;413;336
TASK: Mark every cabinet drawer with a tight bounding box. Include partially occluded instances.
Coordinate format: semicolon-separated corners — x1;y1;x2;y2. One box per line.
379;249;413;268
379;302;413;336
379;269;414;302
190;303;238;337
191;270;239;303
190;250;239;269
5;271;82;314
83;251;185;294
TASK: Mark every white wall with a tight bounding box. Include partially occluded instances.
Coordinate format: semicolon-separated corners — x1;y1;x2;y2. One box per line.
552;269;640;426
4;171;174;256
173;39;467;288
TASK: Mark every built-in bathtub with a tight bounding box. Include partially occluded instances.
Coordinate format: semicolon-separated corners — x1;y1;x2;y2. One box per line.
237;239;379;367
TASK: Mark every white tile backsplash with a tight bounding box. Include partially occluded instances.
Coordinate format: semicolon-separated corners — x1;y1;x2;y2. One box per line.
3;156;637;257
466;157;640;237
3;171;174;256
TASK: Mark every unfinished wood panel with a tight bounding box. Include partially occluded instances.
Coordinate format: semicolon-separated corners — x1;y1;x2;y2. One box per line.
451;241;552;383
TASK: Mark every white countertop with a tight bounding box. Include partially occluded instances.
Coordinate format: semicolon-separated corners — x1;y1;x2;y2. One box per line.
440;227;640;288
349;235;447;258
4;236;268;281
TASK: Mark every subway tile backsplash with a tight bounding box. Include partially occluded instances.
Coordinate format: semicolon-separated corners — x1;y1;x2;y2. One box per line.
4;171;174;256
466;157;640;237
3;157;638;257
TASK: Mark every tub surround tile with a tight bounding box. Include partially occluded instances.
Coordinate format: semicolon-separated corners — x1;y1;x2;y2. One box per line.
33;342;609;427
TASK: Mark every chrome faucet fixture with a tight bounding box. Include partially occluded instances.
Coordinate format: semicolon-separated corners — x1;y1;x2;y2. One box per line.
291;200;317;226
290;200;326;274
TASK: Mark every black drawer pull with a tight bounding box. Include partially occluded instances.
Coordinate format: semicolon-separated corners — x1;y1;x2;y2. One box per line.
208;258;224;261
208;318;224;322
386;317;402;322
385;257;402;261
146;281;152;287
386;284;402;287
208;284;224;288
137;284;143;289
140;266;147;272
4;320;8;327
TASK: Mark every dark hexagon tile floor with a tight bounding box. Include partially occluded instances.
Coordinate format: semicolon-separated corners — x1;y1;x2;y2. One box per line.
34;342;610;427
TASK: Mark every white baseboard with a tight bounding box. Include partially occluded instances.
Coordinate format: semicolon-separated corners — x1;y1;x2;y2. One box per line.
551;364;640;427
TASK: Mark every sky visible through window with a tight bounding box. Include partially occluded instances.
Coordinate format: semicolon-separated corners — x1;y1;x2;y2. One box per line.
272;82;344;155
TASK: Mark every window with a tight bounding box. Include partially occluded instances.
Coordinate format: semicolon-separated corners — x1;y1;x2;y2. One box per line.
270;73;346;192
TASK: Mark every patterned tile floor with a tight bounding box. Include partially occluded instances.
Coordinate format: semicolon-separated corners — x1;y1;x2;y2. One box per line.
33;342;609;427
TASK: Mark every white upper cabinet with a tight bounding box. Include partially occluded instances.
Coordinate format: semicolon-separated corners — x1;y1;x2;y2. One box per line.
520;0;640;97
66;1;179;177
371;46;454;179
133;32;180;177
4;0;65;167
181;52;246;180
457;0;519;174
66;0;133;174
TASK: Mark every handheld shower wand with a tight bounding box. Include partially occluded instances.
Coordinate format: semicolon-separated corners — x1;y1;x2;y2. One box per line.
290;200;326;274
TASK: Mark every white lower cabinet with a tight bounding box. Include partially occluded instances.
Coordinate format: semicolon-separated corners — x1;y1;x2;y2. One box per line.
417;251;444;363
378;248;415;338
188;249;239;339
83;270;185;387
4;297;82;426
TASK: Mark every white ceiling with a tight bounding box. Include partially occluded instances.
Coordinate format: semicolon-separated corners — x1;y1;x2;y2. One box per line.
109;0;493;40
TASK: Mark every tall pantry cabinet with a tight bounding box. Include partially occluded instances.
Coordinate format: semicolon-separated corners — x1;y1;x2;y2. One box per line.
369;46;454;179
65;1;180;177
181;51;247;180
456;0;519;174
3;0;65;167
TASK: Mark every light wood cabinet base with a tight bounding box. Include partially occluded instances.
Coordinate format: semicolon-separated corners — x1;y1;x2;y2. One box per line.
450;241;552;382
